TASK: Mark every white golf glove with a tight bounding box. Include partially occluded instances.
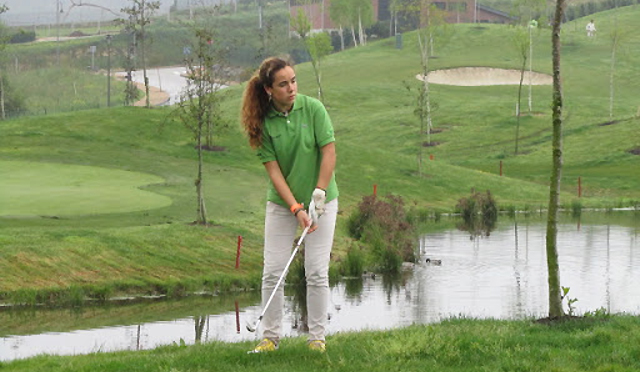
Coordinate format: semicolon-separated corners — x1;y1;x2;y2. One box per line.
311;187;326;218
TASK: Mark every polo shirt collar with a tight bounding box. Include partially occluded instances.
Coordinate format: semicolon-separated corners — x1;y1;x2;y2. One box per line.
266;96;304;119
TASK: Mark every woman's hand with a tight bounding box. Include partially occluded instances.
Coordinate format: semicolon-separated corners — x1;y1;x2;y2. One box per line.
295;209;318;233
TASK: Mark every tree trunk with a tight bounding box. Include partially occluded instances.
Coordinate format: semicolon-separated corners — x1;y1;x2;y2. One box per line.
516;56;526;155
141;1;150;108
196;126;207;224
311;59;324;103
142;40;150;108
194;316;207;343
339;25;344;50
0;74;5;120
358;10;365;46
546;0;566;319
394;11;398;35
351;25;358;47
430;32;434;57
417;32;432;177
528;23;533;113
609;44;615;119
609;18;619;119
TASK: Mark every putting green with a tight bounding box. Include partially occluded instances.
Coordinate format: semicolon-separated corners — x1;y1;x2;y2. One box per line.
0;161;172;217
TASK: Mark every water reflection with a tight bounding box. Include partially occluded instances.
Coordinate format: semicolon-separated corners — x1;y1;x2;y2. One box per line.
1;213;638;362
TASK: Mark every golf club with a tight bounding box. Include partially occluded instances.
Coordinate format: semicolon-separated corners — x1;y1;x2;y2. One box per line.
246;223;312;333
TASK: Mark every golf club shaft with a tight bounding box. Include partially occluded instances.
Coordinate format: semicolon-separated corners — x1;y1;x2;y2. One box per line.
248;225;310;333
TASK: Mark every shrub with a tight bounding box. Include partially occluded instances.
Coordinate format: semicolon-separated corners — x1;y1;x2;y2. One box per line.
407;205;431;225
571;200;583;218
340;243;366;277
455;190;498;237
347;194;418;273
9;29;36;44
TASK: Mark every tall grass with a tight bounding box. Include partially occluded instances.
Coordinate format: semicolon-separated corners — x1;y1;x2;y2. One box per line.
7;67;127;116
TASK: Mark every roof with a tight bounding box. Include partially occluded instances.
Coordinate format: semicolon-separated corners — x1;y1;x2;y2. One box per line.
477;3;518;20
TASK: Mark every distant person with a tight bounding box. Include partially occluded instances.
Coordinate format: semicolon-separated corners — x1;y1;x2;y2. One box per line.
586;20;596;37
240;57;339;353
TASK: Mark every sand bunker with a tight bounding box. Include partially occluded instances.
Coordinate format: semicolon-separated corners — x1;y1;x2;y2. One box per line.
417;67;553;86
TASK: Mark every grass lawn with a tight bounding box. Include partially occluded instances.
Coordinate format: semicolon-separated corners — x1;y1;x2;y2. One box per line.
0;160;171;216
2;315;640;371
0;3;639;310
0;4;639;371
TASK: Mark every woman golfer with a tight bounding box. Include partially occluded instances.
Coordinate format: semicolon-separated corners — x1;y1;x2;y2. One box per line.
241;57;338;353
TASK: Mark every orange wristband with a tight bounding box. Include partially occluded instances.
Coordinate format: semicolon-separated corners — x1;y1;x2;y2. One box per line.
290;203;304;214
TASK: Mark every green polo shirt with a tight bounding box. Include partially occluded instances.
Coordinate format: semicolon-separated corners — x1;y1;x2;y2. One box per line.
257;94;338;208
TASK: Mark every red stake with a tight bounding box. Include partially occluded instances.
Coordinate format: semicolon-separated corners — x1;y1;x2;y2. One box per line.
235;236;242;269
578;177;582;198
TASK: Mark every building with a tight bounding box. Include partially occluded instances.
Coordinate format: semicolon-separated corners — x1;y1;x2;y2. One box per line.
289;0;380;32
430;0;514;23
290;0;514;32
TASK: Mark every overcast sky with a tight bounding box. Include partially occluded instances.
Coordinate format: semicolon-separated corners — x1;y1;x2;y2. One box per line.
0;0;174;26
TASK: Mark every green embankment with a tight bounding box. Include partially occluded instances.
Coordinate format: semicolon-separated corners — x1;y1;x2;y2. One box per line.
0;6;639;304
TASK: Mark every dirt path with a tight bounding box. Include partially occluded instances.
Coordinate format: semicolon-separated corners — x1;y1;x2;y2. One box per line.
132;82;171;107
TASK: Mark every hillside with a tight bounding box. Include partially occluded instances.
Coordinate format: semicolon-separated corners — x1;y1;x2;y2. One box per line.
0;5;639;301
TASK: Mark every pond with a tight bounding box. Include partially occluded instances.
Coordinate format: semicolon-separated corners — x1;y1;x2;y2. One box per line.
1;212;638;361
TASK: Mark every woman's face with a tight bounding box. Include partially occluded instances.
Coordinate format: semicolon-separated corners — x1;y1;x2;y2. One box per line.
265;66;297;112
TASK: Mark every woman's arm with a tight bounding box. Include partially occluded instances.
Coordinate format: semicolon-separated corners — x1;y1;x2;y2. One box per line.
316;142;336;190
264;161;297;208
263;161;315;231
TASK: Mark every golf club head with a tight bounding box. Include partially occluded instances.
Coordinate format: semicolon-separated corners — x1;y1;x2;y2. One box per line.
247;316;262;333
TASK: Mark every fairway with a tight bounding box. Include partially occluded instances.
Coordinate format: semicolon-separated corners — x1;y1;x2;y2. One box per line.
0;161;172;217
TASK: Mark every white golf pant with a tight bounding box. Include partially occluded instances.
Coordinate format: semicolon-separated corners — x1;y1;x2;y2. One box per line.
261;199;338;342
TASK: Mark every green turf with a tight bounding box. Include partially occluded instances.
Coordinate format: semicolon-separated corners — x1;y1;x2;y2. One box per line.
3;315;640;372
0;160;171;216
0;6;639;303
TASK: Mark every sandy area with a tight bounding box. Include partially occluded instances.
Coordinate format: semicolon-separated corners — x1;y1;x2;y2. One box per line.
132;83;171;107
417;67;553;86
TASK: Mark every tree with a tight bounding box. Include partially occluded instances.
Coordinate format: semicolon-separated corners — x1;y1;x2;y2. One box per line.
609;17;619;120
116;14;142;106
329;0;351;50
290;8;332;103
512;25;530;155
350;0;374;46
306;32;332;103
290;6;312;39
607;9;629;119
546;0;566;319
329;0;373;48
63;0;121;20
0;8;26;119
512;0;546;112
389;0;401;36
0;3;9;119
412;2;448;176
172;27;230;225
120;0;160;109
527;19;538;113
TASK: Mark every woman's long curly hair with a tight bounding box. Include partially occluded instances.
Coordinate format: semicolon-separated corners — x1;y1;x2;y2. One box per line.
241;57;292;149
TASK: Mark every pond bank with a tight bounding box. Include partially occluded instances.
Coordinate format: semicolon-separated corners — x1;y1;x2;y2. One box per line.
3;315;640;371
